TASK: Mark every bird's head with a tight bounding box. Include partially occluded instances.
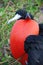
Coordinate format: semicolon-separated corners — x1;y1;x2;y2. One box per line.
8;9;33;24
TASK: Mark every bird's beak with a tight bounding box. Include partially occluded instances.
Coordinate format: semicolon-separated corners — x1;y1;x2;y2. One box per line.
7;14;21;24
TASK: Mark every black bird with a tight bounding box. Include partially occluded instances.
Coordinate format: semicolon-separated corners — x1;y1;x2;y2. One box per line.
8;9;43;65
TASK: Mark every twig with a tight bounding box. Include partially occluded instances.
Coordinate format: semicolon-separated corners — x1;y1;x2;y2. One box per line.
0;60;8;64
0;53;25;65
11;53;25;64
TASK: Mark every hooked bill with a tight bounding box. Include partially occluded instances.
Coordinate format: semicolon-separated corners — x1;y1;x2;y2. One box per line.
7;14;21;24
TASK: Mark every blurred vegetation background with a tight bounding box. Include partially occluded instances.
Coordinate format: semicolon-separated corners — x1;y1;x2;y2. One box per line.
0;0;43;65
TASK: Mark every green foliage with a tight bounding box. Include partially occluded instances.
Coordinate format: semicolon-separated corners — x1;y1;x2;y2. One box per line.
2;62;8;65
0;52;2;56
3;0;9;6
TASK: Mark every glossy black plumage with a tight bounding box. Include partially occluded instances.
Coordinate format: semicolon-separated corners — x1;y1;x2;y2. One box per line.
15;9;34;19
24;24;43;65
39;24;43;35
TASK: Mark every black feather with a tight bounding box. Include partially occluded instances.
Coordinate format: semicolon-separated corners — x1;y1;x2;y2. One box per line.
15;9;27;19
39;24;43;35
15;9;34;19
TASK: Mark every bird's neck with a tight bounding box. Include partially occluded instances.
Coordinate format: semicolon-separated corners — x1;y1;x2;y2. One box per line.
25;18;31;21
